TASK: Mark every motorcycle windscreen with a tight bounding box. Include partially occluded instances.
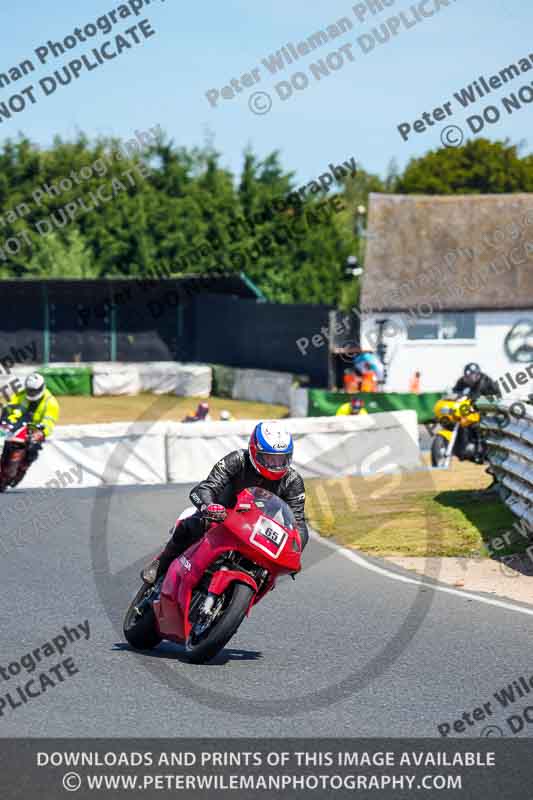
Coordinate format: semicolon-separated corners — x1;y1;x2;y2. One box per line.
246;487;296;529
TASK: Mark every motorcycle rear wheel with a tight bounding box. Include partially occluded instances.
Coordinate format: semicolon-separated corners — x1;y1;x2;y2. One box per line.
431;435;449;468
185;583;254;664
123;584;162;650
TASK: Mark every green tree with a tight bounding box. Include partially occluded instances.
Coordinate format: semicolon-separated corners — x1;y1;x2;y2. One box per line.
26;229;93;278
0;131;355;305
394;139;533;194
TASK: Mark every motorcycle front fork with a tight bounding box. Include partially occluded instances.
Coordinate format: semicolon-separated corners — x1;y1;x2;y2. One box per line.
445;425;485;467
443;424;459;469
135;580;162;616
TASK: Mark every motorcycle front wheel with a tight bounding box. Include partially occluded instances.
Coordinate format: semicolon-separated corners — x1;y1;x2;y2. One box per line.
3;450;24;487
185;583;254;664
0;452;14;491
0;462;10;492
123;584;162;650
431;435;449;468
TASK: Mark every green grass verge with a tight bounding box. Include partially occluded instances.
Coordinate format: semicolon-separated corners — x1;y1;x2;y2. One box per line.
306;476;520;559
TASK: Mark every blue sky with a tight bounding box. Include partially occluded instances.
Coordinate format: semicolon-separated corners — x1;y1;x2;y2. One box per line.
0;0;530;185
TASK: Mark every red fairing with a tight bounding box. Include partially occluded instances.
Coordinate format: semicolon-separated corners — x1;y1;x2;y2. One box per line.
208;570;258;617
1;423;30;443
0;423;32;489
153;488;301;644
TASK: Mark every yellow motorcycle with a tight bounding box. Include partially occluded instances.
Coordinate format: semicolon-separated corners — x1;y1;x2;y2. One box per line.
431;396;485;468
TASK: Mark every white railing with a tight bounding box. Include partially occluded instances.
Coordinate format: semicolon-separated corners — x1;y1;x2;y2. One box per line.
478;397;533;529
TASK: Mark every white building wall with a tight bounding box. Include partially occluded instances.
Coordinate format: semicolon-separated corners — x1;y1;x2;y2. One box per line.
361;310;533;397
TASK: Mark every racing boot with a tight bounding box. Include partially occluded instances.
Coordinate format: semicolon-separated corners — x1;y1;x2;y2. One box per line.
142;513;206;585
141;534;183;585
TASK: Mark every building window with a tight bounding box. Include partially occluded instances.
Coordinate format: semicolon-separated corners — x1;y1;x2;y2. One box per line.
407;313;476;340
441;312;476;339
406;321;439;340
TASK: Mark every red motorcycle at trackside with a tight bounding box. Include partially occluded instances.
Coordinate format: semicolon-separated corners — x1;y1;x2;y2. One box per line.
123;487;302;664
0;407;44;492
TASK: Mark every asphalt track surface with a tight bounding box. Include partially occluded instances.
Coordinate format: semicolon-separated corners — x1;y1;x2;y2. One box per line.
1;483;532;739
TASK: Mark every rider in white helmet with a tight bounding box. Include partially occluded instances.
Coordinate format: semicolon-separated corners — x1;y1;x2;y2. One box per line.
2;373;60;483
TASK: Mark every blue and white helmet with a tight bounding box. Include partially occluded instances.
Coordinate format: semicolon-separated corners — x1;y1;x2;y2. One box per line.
353;351;383;379
249;421;293;480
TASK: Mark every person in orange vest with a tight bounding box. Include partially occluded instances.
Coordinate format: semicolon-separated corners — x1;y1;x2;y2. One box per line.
409;371;421;393
353;351;382;392
360;368;377;392
343;369;361;393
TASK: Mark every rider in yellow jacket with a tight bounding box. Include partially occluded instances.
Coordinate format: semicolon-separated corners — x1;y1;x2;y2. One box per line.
2;373;60;483
8;374;60;437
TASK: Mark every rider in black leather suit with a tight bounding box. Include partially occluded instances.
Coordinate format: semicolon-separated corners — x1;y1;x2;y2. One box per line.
148;423;309;583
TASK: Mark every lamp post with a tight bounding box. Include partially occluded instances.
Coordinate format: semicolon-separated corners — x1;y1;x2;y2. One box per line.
375;318;392;388
356;204;366;263
345;254;362;278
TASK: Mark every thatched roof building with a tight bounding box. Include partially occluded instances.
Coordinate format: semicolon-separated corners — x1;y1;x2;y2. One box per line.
361;193;533;312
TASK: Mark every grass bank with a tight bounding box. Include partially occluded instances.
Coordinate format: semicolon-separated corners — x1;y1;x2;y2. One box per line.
56;394;288;425
306;461;519;558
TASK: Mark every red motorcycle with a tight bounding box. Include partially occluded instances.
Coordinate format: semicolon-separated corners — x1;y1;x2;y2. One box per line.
0;408;44;492
123;487;302;664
